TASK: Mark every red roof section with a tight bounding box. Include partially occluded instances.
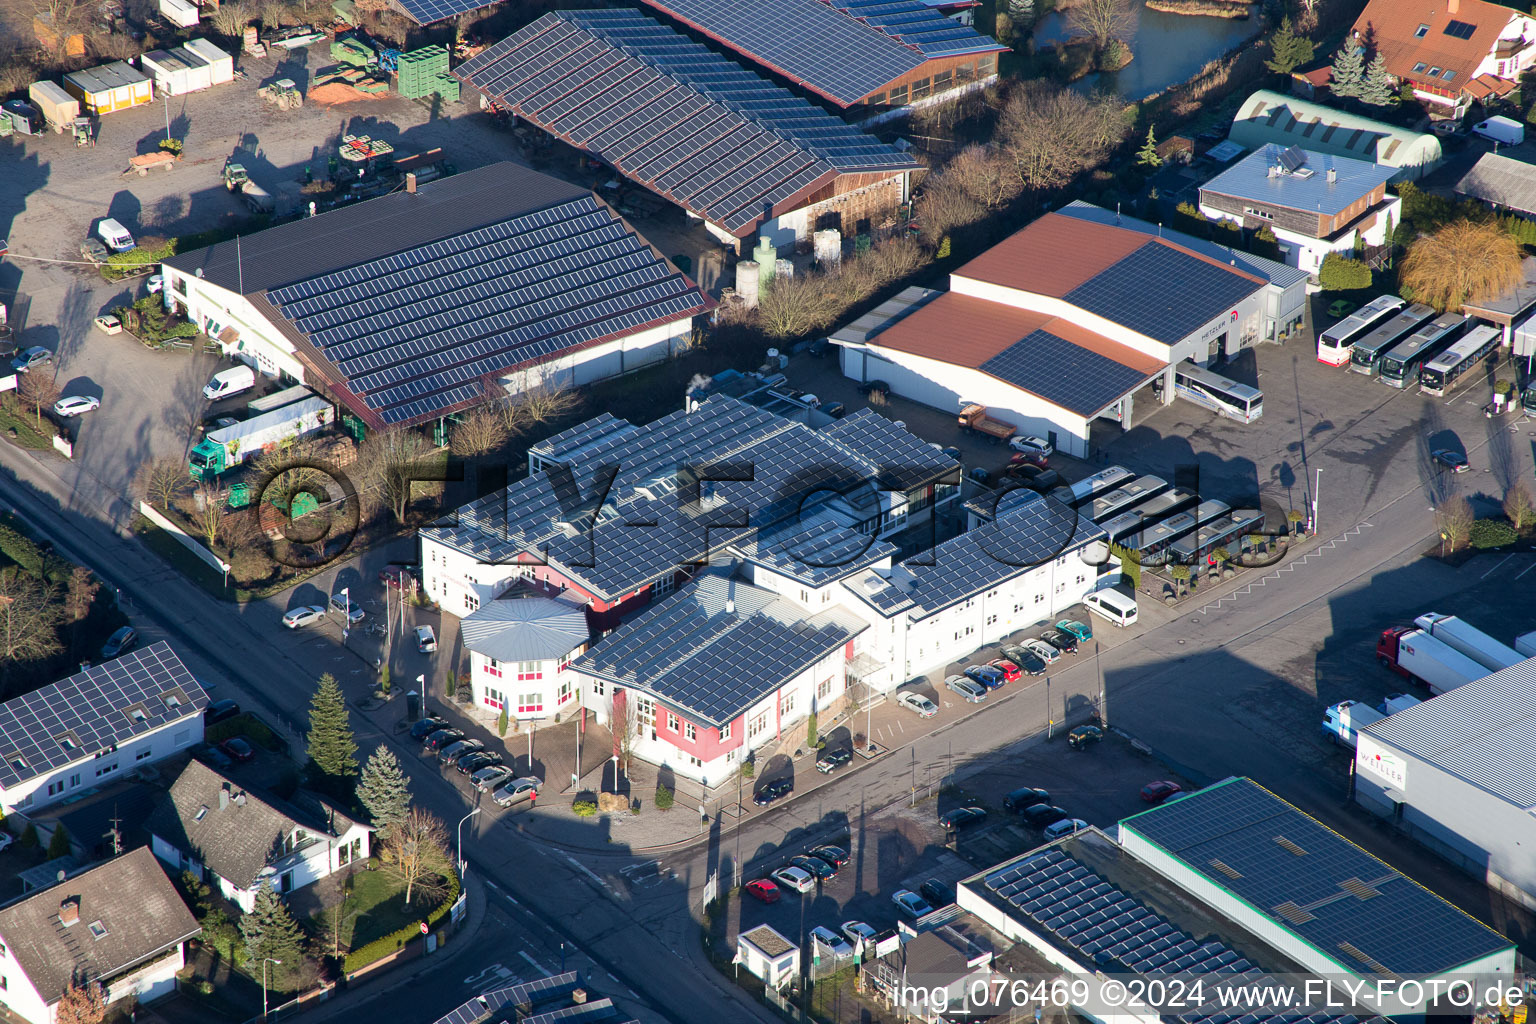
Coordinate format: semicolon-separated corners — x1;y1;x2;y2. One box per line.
1349;0;1514;91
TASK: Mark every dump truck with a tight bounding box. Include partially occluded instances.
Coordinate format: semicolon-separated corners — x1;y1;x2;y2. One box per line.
1413;612;1523;673
188;395;333;479
957;404;1015;443
1322;700;1383;748
1377;626;1490;695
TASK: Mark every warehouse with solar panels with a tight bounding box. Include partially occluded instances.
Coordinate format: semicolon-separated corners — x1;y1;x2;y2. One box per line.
453;9;920;250
162;162;712;430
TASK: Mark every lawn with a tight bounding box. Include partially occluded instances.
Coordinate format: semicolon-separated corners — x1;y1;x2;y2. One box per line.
0;395;53;450
334;869;434;950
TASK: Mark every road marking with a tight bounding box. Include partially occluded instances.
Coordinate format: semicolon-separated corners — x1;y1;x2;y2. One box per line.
519;951;553;977
1480;554;1516;579
564;853;616;895
1198;522;1374;614
1517;561;1536;580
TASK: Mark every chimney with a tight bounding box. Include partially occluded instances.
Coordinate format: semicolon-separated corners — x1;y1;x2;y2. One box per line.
725;599;735;614
235;792;246;807
572;989;589;1005
1327;166;1337;184
406;172;417;194
60;898;80;926
219;785;229;810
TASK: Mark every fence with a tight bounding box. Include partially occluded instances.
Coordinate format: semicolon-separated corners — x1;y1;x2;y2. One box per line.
138;500;231;576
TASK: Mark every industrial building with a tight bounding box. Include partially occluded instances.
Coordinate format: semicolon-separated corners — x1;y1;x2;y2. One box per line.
162;162;712;430
831;203;1306;457
1355;656;1536;911
1229;92;1443;181
453;10;919;249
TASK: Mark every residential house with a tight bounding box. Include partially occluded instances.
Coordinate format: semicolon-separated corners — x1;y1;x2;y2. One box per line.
0;847;199;1024
1229;91;1443;181
1349;0;1536;111
147;759;370;913
1198;145;1401;275
461;585;591;723
0;643;208;815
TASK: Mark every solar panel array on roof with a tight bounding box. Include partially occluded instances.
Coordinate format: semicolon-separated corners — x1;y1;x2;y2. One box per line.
454;10;917;237
980;329;1159;415
0;643;207;790
432;973;583;1024
389;0;492;26
1122;777;1514;977
1064;242;1265;345
982;848;1371;1024
745;518;900;585
263;185;709;427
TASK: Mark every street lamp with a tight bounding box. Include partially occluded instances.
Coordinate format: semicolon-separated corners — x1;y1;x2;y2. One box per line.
340;586;351;644
456;807;481;878
261;957;283;1020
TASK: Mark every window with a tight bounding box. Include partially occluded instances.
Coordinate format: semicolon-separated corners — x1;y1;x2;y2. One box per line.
933;70;953;90
634;696;655;727
47;781;63;797
668;712;680;732
7;753;25;773
1442;69;1456;80
136;748;153;761
684;722;696;742
57;733;77;753
463;593;478;612
338;843;350;866
517;693;543;714
194;805;208;822
817;677;834;700
866;91;886;104
720;721;732;740
69;773;80;787
1428;66;1441;77
484;658;503;678
162;692;182;711
0;940;7;957
515;661;543;681
800;589;810;604
557;680;573;704
748;711;769;738
687;754;702;768
653;573;678;596
781;691;796;717
88;921;107;941
1243;206;1275;221
978;55;997;75
888;84;908;104
1414;22;1429;36
173;275;187;296
174;729;190;746
591;679;606;697
986;613;998;626
1411;61;1427;73
1035;594;1045;604
484;687;505;709
95;763;117;778
955;61;976;84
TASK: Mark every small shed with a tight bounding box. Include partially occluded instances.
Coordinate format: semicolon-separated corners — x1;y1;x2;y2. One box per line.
63;61;152;114
737;924;799;990
27;80;78;131
141;47;212;95
159;0;199;27
183;38;235;84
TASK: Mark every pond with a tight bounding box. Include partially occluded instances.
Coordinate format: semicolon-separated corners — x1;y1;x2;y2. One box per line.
1032;1;1260;99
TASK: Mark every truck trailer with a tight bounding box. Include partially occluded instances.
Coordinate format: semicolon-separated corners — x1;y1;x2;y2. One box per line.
1322;700;1383;748
189;395;333;479
1413;612;1523;673
957;404;1015;443
1377;626;1490;695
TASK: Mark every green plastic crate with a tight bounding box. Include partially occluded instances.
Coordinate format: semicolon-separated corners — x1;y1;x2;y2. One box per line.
433;73;458;101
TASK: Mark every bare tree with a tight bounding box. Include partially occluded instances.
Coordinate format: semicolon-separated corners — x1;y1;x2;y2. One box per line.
208;0;252;34
999;83;1123;193
1504;482;1535;533
504;363;580;431
16;368;59;430
943;144;1024;210
0;567;62;666
1401;220;1523;312
190;483;227;549
355;428;433;524
54;980;106;1024
611;692;639;782
757;274;839;339
137;455;190;509
27;0;91;46
386;808;452;906
1435;495;1475;552
63;565;98;624
449;404;510;458
1067;0;1132;49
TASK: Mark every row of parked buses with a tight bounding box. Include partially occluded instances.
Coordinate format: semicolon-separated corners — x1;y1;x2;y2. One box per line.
1316;295;1503;396
1064;465;1264;569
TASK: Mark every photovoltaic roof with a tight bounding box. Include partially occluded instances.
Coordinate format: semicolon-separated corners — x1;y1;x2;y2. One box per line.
1064;241;1265;345
389;0;494;26
980;329;1160;416
1121;777;1514;977
742;517;899;585
454;9;918;237
640;0;1005;105
0;643;207;790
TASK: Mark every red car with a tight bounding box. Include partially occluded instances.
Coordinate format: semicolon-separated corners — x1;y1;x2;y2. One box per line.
1009;451;1049;469
1140;781;1182;804
745;879;781;904
220;737;255;762
990;659;1022;683
379;565;421;590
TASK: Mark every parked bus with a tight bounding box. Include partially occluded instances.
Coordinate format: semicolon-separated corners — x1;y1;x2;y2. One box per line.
1067;465;1135;506
1098;510;1149;544
1088;475;1169;523
1122;486;1196;526
1167;507;1266;565
1350;303;1436;376
1172;364;1263;423
1125;499;1231;565
1317;295;1405;366
1377;314;1467;388
1420;324;1501;396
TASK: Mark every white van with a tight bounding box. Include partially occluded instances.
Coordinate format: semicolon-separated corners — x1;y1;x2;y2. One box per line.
1083;588;1138;626
97;218;135;253
203;365;256;401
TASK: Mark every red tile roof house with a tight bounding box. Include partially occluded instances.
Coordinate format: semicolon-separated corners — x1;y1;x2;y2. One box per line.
1349;0;1536;112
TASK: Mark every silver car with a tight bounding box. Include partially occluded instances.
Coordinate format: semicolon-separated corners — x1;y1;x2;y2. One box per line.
493;776;542;808
944;675;987;703
471;765;515;793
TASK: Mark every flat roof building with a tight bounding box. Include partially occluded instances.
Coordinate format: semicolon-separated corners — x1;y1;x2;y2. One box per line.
1229;92;1442;181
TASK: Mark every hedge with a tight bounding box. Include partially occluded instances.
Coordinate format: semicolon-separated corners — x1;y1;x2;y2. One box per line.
1108;543;1142;589
342;870;460;974
0;522;44;575
1319;252;1372;291
1469;518;1517;549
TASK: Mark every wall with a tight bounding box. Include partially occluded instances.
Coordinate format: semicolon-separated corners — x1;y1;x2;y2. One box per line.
2;717;202;815
105;944;186;1007
762;174;906;251
0;946;50;1024
470;652;579;721
163;270;306;382
854;52;1000;108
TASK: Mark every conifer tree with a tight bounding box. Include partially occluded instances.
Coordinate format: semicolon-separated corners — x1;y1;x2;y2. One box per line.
357;746;410;836
1358;53;1395;106
306;673;358;786
238;882;307;973
1329;45;1364;98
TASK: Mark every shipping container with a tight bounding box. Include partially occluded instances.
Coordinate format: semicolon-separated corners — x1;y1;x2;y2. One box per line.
183;38;235;83
159;0;199;27
64;61;152;114
140;47;212;95
27;80;78;131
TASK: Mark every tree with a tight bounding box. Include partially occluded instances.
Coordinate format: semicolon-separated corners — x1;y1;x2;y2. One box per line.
1469;518;1517;549
27;0;91;47
497;704;508;737
47;823;71;859
388;808;452;906
1006;0;1033;23
654;783;674;810
806;710;819;749
63;566;98;624
1000;83;1127;193
137;455;190;509
0;567;62;667
355;427;433;524
1504;482;1536;533
1137;127;1162;168
449;404;510;458
1328;45;1364;98
305;673;358;785
1265;17;1314;75
208;0;251;34
1359;53;1395;106
190;483;227;550
1067;0;1131;49
16;367;59;430
54;980;106;1024
239;881;307;980
1169;564;1190;595
1401;220;1524;311
612;693;639;781
1319;252;1373;290
357;746;411;836
502;363;580;434
1435;495;1475;552
757;274;839;339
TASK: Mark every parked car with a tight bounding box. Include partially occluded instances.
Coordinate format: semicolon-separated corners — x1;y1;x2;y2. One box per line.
1432;449;1470;473
329;593;365;624
1009;435;1053;457
1056;619;1093;642
791;855;836;881
282;605;326;629
809;926;854;958
492;776;541;808
897;692;939;718
1000;644;1047;675
1068;725;1103;750
101;626;137;659
940;446;962;461
1020;804;1070;828
965;664;1005;690
989;659;1022;683
472;765;516;793
815;747;852;774
204;699;241;724
841;921;878;948
944;675;988;702
10;346;52;373
1140;780;1183;804
1003;787;1051;812
754;776;794;806
409;716;448;740
194;743;234;770
146;273;163;294
94;314;122;335
220;737;255;762
1043;818;1089;840
53;395;100;418
892;890;933;919
1022;639;1059;664
918;878;955;908
1039;628;1078;654
772;865;815;894
822;401;846;419
857;379;891;397
439;739;485;765
458;750;503;775
809;845;849;868
415;625;438;653
745;879;781;904
938;806;987;831
423;728;465;751
380;565;422;589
